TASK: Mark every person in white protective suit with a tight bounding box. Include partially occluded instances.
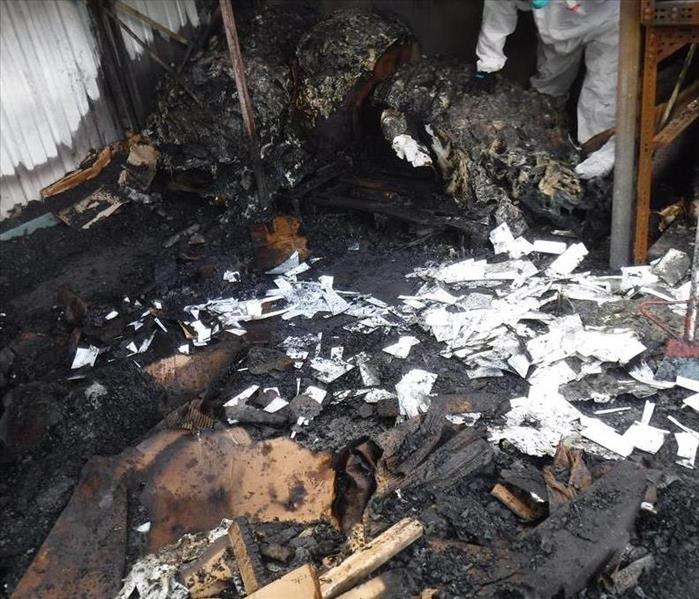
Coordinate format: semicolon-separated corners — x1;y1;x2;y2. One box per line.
468;0;619;179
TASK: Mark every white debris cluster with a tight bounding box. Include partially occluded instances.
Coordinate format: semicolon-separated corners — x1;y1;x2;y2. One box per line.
401;223;696;465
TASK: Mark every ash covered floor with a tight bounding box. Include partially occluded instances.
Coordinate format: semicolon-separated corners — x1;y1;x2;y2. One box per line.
1;3;698;599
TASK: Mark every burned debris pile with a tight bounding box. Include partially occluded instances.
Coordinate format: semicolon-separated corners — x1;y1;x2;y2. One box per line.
146;6;605;235
374;58;588;236
1;4;698;599
146;5;320;208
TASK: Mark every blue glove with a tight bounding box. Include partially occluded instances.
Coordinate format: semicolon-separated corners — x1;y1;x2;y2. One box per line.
465;71;496;94
531;0;550;8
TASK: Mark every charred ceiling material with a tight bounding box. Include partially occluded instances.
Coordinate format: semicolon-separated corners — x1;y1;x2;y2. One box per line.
373;58;595;237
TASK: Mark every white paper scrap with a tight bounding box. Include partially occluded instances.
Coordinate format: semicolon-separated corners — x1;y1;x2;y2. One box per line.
177;344;190;355
135;522;151;533
154;317;167;332
677;375;699;393
623;423;667;454
628;362;675;389
304;385;328;404
641;401;655;425
284;262;311;277
223;270;241;282
310;357;354;383
190;320;212;345
533;240;567;255
395;369;437;418
547;243;588;276
264;396;289;413
594;407;632;415
223;385;259;407
266;251;300;275
71;345;99;369
675;432;698;468
682;393;699;412
383;336;420;359
105;310;119;320
580;419;634;457
363;389;396;404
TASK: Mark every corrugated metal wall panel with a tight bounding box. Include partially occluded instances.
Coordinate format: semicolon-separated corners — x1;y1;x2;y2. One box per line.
118;0;199;61
0;0;200;219
0;0;120;218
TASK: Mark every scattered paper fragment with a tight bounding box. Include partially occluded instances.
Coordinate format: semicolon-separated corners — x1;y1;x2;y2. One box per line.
310;357;354;383
395;369;437;418
177;344;190;355
266;251;300;275
629;362;675;389
580;419;634;458
383;336;420;359
488;388;582;457
135;522;151;534
651;248;690;286
71;346;100;369
547;243;588;276
284;262;311;277
594;407;631;415
223;270;241;283
363;389;396;404
304;385;328;404
190;321;212;345
675;432;698;469
677;375;699;393
105;310;119;320
683;393;699;412
223;385;260;407
264;396;289;413
623;423;667;454
532;239;567;255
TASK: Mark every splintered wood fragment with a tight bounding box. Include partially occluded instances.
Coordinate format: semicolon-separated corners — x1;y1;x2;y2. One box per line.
491;483;540;522
228;517;265;594
319;518;424;599
247;564;321;599
180;536;233;598
40;146;113;198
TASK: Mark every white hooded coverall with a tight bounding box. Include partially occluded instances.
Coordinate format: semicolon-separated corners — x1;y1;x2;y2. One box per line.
475;0;620;145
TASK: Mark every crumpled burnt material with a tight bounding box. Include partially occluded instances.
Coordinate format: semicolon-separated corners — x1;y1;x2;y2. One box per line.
146;6;320;208
295;9;415;127
373;57;593;233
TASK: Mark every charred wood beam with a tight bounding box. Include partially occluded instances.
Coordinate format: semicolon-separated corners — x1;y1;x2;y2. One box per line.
312;192;483;237
219;0;271;213
480;460;648;597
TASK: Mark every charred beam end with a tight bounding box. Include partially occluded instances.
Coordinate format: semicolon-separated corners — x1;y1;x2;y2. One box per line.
482;460;648;598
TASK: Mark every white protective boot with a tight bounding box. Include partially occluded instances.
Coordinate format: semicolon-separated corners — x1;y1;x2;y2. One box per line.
575;137;615;179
